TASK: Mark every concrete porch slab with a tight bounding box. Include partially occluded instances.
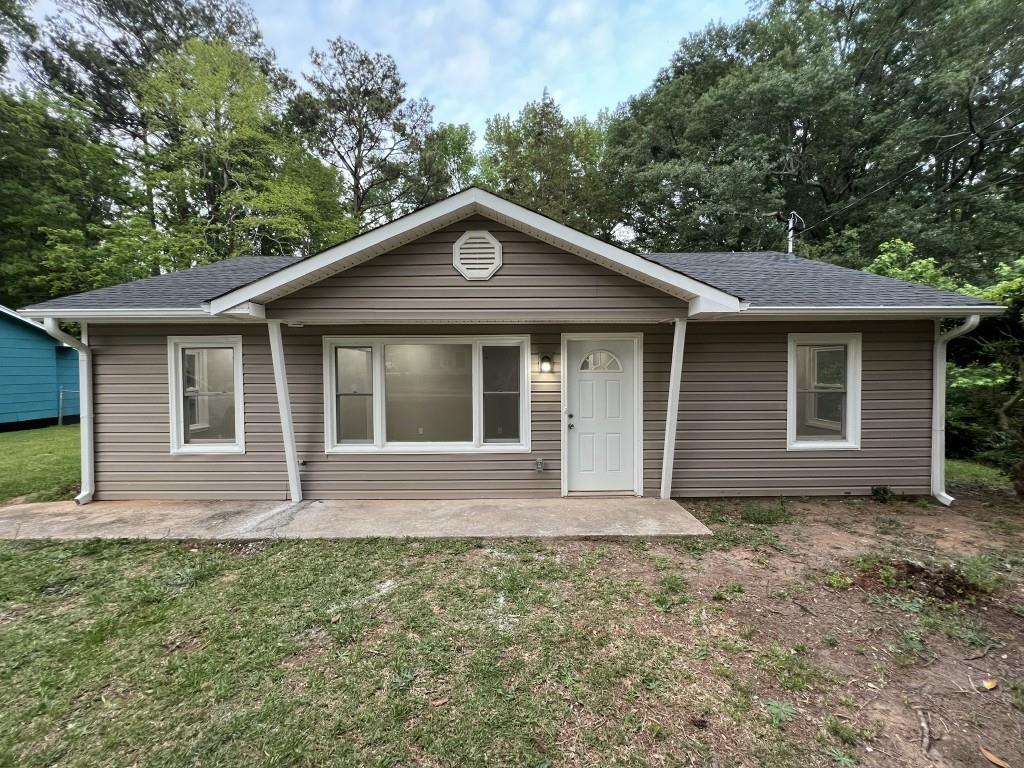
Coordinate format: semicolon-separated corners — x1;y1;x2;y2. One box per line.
0;497;710;540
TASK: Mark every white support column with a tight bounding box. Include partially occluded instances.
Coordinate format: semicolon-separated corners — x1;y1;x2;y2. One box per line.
267;320;303;502
660;318;688;499
931;314;980;505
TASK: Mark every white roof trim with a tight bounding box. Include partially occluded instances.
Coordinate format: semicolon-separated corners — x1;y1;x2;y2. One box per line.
207;188;743;315
0;304;49;332
20;307;211;320
740;305;1005;317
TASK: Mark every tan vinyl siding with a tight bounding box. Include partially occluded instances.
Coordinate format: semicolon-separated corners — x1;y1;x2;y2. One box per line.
669;321;934;497
284;324;669;500
88;319;934;501
91;324;289;500
265;215;689;324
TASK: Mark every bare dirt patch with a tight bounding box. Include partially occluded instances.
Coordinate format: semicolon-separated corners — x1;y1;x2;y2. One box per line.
546;490;1023;766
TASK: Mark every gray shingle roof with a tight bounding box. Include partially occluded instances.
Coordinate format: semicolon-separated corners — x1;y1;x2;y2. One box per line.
23;248;994;314
24;255;299;311
645;251;994;308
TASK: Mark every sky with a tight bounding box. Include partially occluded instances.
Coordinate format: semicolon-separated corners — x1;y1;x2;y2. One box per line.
249;0;750;137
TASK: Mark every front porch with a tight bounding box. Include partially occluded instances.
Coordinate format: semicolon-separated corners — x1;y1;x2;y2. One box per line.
0;496;709;540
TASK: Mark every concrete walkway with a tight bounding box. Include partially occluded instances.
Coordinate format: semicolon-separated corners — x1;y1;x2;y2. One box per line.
0;497;709;540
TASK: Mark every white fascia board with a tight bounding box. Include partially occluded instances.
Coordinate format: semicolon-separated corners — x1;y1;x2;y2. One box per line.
714;305;1006;320
20;307;210;320
207;188;743;315
0;304;49;333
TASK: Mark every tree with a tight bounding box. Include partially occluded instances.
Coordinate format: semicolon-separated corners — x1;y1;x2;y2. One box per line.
36;39;354;293
0;0;34;75
25;0;273;144
294;38;434;228
608;0;1024;274
138;39;352;270
408;122;477;205
0;90;127;307
479;92;618;238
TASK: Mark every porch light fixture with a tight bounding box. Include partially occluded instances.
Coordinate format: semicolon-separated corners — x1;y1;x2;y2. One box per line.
539;355;552;373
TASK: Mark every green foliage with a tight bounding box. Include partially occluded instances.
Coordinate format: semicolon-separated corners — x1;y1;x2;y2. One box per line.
866;240;965;293
824;573;853;590
480;91;619;238
295;37;437;228
0;0;34;73
0;91;127;307
608;0;1024;278
740;499;790;525
763;699;796;727
957;555;1007;595
136;39;353;269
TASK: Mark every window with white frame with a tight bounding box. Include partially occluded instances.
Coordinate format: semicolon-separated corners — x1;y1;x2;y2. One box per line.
324;336;530;452
787;333;862;450
168;336;245;454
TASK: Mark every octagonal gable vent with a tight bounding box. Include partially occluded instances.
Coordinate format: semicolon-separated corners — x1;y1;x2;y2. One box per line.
453;230;502;280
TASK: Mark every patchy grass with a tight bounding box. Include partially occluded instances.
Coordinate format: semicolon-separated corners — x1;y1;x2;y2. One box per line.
946;459;1013;493
1;489;1022;766
755;644;825;691
0;425;79;503
740;498;791;525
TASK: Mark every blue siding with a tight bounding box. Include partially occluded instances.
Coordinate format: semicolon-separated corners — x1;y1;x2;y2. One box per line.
0;314;79;425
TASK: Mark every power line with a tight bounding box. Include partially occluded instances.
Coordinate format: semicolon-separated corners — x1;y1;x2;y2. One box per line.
795;102;1024;238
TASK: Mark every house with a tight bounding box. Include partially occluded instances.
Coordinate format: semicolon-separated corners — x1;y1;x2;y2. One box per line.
20;189;1002;506
0;304;79;429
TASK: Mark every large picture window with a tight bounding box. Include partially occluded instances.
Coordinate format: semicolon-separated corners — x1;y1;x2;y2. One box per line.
324;336;530;453
787;333;861;451
168;336;245;454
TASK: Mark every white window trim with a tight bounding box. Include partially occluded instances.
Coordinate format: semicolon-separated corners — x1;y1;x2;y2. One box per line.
786;332;862;451
167;336;245;455
323;335;532;454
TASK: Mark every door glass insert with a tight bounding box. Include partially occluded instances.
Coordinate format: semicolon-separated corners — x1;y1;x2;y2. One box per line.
579;350;622;372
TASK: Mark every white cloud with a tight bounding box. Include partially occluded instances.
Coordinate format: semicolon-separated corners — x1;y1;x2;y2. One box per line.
248;0;750;135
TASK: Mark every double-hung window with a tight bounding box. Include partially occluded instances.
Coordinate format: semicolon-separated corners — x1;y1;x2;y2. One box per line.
168;336;245;454
324;336;530;453
787;333;862;450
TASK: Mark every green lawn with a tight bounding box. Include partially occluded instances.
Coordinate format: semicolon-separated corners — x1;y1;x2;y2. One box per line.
0;424;80;503
946;458;1014;493
1;495;1022;767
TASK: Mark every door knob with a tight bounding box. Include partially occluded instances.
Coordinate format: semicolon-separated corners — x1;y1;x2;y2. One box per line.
568;423;575;430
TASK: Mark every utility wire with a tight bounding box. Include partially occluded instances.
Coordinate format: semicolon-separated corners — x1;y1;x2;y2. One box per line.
795;102;1024;238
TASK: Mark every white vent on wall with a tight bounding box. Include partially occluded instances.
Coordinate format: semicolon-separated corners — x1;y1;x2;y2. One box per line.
453;230;502;280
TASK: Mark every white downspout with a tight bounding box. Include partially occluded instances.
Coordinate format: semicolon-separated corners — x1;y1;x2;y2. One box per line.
43;319;94;504
661;318;688;499
267;320;303;502
931;314;981;506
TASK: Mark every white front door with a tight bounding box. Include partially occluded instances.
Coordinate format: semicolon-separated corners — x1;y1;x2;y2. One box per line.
565;337;638;493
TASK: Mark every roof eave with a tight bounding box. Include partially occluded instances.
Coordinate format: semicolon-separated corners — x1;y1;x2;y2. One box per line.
714;305;1006;320
19;307;216;321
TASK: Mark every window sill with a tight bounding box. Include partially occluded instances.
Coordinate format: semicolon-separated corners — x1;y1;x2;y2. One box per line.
171;444;246;455
786;440;860;452
325;443;531;455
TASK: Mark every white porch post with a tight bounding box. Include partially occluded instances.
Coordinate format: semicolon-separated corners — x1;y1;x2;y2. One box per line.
267;320;303;502
660;318;688;499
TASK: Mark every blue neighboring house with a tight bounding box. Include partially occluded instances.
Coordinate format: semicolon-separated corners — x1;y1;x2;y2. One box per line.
0;304;79;429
